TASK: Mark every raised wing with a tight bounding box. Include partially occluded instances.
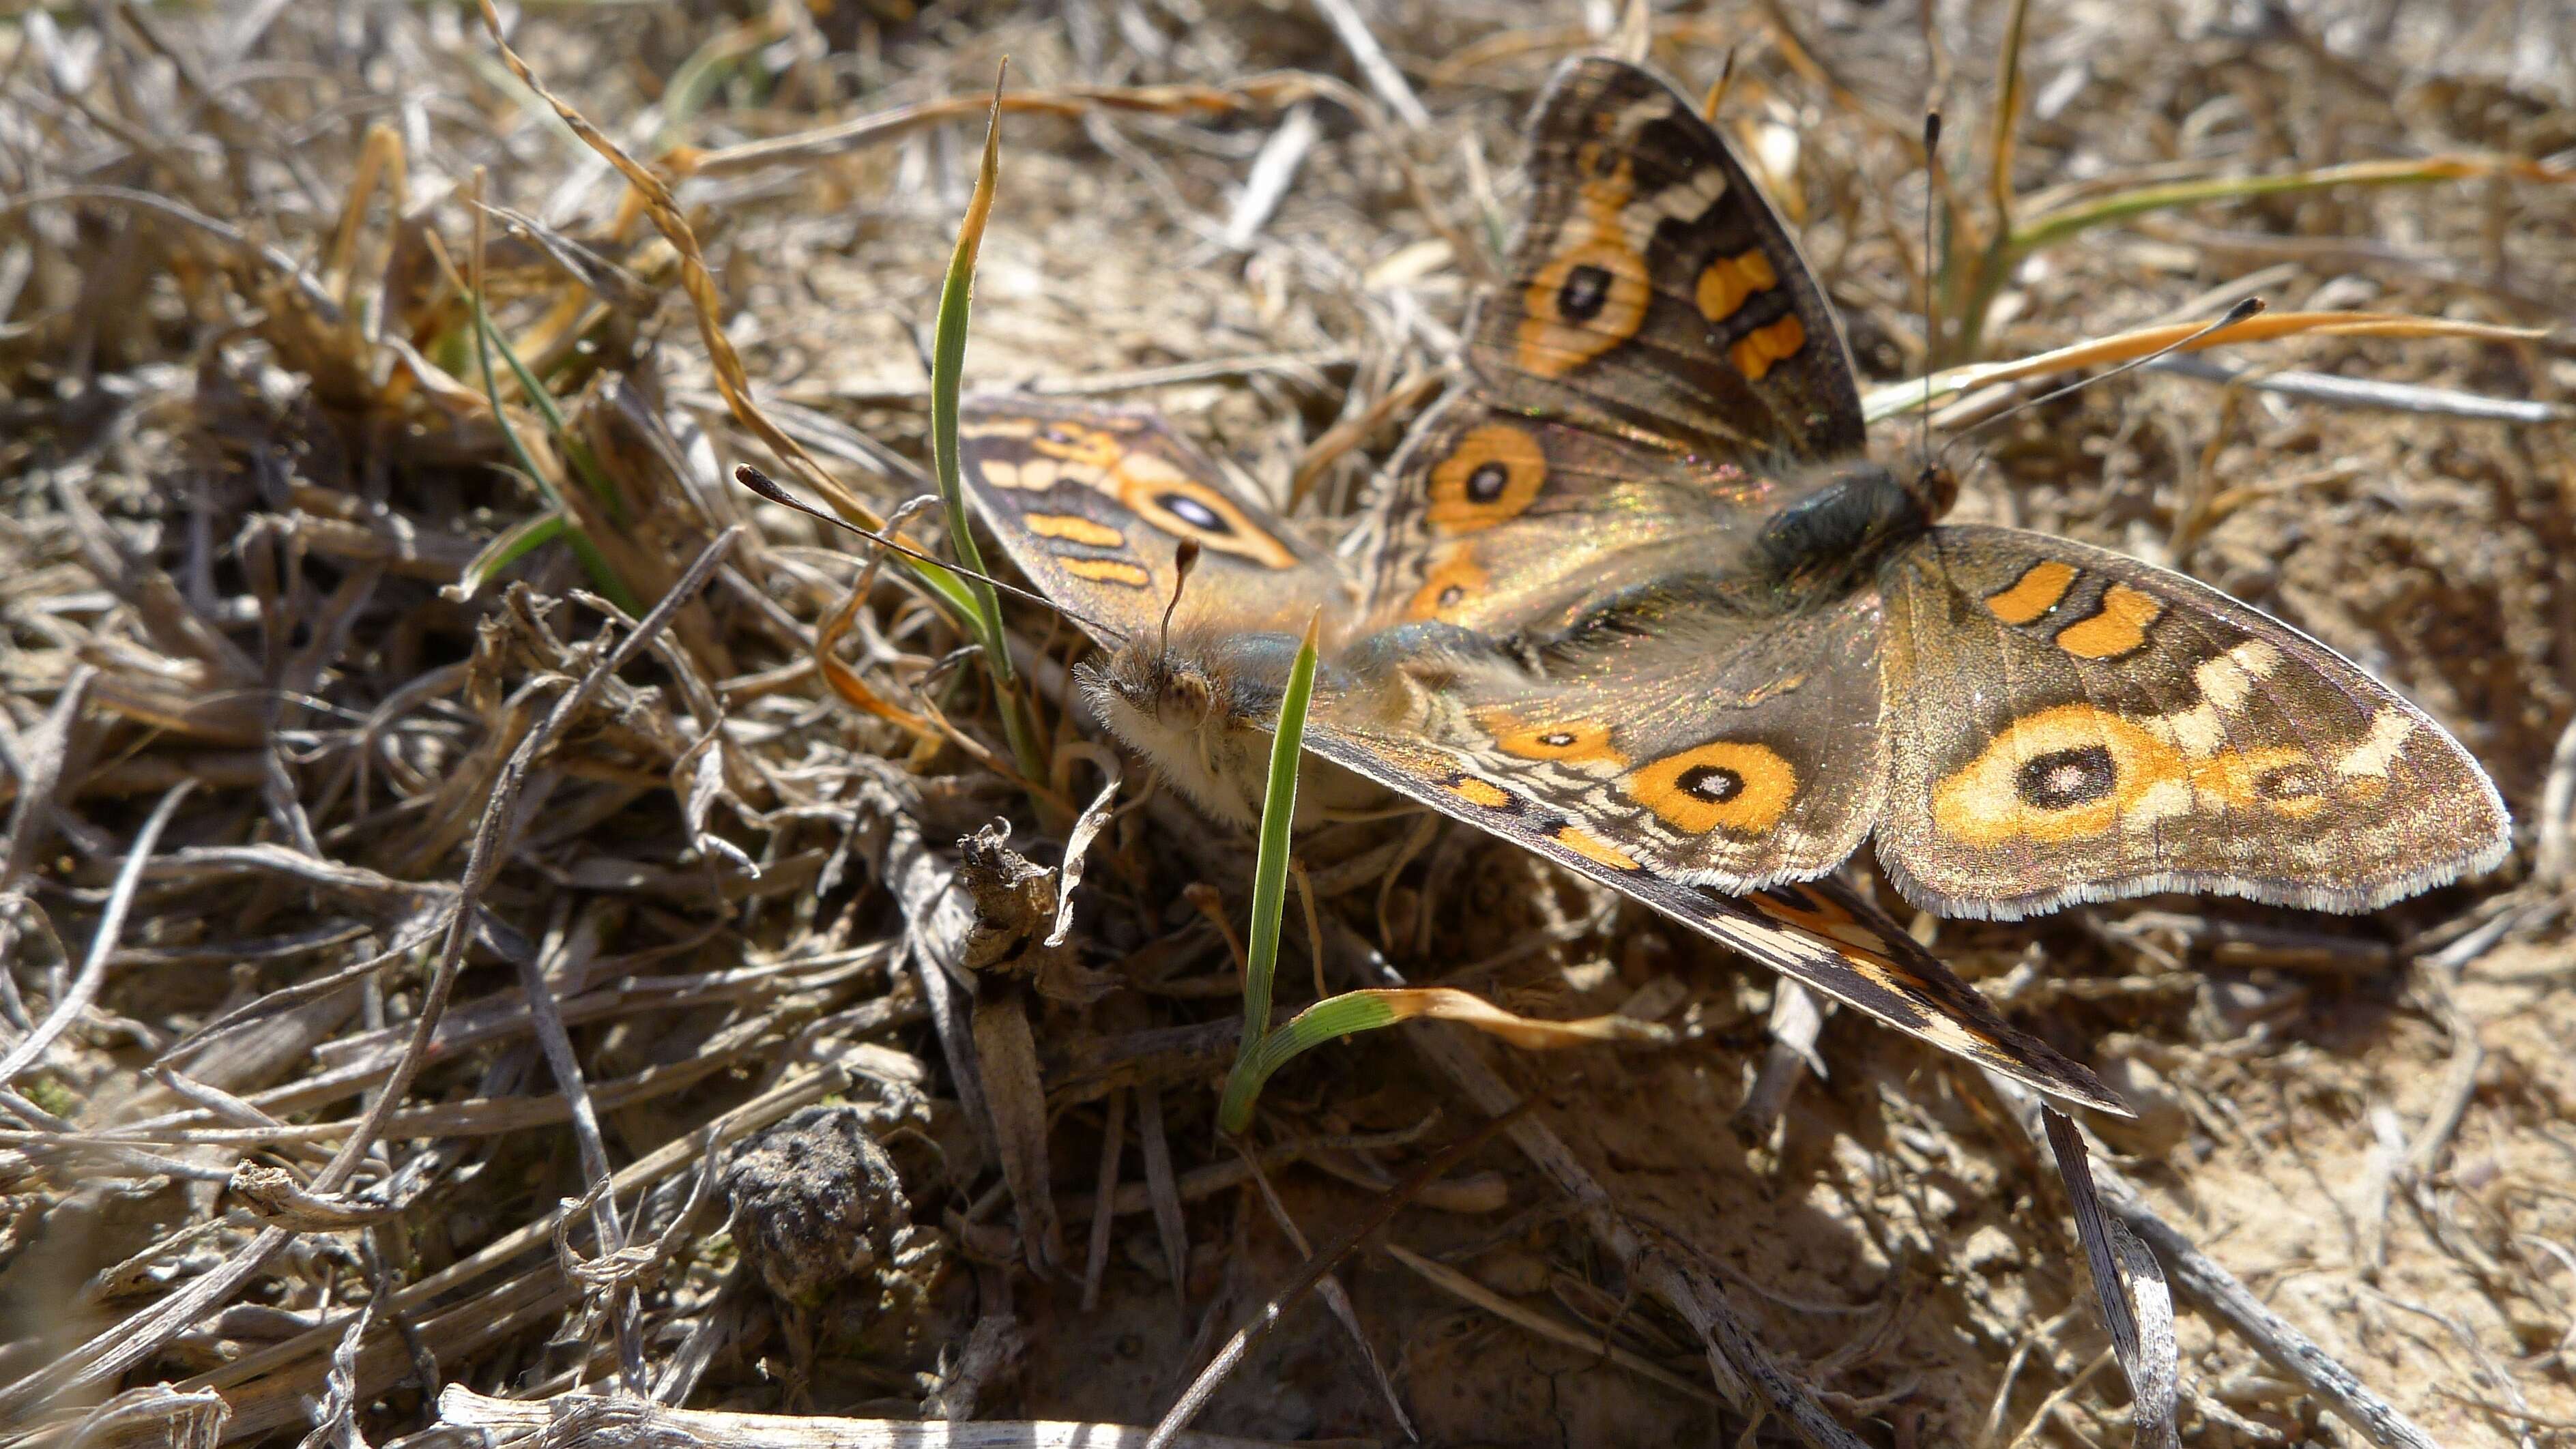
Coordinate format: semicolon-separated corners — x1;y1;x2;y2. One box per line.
1468;55;1866;460
1359;56;1872;636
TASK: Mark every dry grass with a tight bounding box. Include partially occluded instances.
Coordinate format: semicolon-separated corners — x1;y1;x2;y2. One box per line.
2;2;2573;1447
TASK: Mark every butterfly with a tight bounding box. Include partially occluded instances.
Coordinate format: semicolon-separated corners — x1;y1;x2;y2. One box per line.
953;56;2510;1115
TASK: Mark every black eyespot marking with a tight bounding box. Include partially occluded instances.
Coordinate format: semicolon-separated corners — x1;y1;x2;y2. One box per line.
1438;585;1466;607
1677;763;1746;804
1558;264;1613;322
1539;731;1578;748
1157;493;1230;533
2016;745;2119;810
1465;462;1511;505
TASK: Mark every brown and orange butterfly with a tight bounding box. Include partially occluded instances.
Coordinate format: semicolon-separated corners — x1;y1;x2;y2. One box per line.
955;57;2508;1114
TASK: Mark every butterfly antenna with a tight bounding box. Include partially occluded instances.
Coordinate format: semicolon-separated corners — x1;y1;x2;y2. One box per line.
732;463;1134;643
1932;295;2268;474
1917;108;1942;482
1158;538;1201;660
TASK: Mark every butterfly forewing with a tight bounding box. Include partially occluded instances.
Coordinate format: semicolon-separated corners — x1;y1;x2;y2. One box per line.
1874;525;2511;920
1472;57;1866;461
958;397;1352;645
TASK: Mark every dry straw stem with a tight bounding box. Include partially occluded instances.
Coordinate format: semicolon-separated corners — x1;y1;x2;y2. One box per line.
480;0;1050;780
0;532;746;1426
1935;0;2576;361
2009;153;2576;255
1983;1074;2444;1449
437;1386;1363;1448
8;5;2569;1445
673;72;1491;286
1313;913;1887;1448
0;780;191;1088
114;1055;910;1448
1380;1242;1725;1407
468;1;968;617
1864;308;2547;424
1144;1104;1531;1449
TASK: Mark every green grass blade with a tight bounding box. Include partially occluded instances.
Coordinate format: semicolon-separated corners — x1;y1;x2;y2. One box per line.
465;282;641;615
1212;982;1668;1132
1216;609;1324;1135
472;287;623;524
927;65;1045;786
1218;991;1400;1133
456;503;568;599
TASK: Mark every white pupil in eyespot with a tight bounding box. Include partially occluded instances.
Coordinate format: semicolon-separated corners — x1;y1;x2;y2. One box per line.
1159;494;1228;532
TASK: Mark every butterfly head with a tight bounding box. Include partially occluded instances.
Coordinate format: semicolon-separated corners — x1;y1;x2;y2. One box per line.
1081;632;1297;827
1908;460;1959;520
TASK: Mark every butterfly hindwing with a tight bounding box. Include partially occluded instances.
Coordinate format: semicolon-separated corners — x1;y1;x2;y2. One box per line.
1875;524;2511;920
1291;717;2123;1113
1471;57;1866;461
959;397;1351;644
1320;590;1887;889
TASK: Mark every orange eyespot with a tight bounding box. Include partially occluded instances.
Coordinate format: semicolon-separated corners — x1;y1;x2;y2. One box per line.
1931;705;2182;845
1623;741;1798;836
1426;424;1548;532
1488;717;1627;770
1105;452;1298;570
1934;701;2392;848
1516;239;1652;378
1406;553;1488;623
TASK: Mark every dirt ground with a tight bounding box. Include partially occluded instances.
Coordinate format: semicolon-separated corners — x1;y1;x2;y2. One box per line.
2;1;2573;1447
